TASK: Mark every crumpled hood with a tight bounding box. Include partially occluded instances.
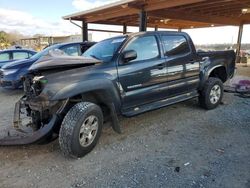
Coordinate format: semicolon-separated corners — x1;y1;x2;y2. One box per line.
29;50;101;72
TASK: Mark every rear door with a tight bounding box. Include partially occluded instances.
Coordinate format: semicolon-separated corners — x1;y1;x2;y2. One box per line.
118;34;168;109
160;34;200;97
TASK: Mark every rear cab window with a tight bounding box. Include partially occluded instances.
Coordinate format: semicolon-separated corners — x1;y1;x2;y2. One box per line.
161;35;190;57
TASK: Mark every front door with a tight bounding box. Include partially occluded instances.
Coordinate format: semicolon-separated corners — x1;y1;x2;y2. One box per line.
117;34;168;110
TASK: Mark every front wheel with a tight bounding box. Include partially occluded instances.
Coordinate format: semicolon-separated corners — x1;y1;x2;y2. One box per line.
59;102;103;158
199;77;224;110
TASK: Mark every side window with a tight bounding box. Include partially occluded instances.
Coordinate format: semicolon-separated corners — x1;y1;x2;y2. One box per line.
123;35;159;62
61;45;80;56
13;52;29;60
0;53;10;61
162;35;190;56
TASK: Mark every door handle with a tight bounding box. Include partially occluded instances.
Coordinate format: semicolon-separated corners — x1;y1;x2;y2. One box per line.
157;64;165;70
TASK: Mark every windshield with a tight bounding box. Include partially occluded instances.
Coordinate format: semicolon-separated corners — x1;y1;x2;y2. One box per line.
82;36;126;63
31;44;61;60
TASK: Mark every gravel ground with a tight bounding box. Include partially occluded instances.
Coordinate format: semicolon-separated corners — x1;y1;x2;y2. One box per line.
0;66;249;188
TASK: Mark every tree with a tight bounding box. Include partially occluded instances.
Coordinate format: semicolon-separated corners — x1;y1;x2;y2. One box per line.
0;31;10;49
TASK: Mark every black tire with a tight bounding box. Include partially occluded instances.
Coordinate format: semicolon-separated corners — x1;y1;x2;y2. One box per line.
199;77;224;110
59;102;103;158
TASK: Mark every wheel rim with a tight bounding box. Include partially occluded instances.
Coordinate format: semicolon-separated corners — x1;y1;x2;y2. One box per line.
79;115;98;147
209;84;221;104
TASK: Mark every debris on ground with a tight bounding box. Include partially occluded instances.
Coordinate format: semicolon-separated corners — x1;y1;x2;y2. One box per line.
224;76;250;98
175;167;180;173
184;162;190;166
216;148;225;154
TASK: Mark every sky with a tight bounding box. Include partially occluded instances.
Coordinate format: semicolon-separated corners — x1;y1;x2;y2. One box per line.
0;0;250;44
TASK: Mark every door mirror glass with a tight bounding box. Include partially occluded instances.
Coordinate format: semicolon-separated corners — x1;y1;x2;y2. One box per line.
122;50;137;63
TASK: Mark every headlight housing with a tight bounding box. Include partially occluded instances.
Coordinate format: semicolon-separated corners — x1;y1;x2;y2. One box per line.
3;69;18;76
23;75;48;97
33;76;48;84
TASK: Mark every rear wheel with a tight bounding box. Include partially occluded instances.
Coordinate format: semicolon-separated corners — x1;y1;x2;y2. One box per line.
59;102;103;158
199;77;224;110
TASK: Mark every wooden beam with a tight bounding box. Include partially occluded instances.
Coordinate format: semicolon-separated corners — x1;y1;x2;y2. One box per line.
88;29;124;34
198;5;245;14
149;9;241;26
176;0;245;10
239;14;250;24
145;0;206;11
87;7;139;22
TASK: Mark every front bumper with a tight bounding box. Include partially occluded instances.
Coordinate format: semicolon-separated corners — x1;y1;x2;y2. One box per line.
0;97;60;146
0;69;22;89
0;79;22;89
0;115;59;145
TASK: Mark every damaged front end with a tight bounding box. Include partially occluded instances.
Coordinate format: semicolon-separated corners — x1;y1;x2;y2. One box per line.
0;74;66;145
0;52;101;146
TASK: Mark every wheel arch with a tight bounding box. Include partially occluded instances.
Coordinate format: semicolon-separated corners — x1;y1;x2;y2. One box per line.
51;79;122;111
199;61;228;90
208;65;227;83
53;79;122;134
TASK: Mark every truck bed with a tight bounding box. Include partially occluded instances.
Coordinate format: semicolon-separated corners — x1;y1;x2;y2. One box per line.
197;50;236;78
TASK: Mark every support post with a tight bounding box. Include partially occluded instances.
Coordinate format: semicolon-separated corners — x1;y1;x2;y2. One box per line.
139;10;147;32
154;25;158;31
178;28;182;32
123;23;127;34
236;24;244;63
82;21;88;41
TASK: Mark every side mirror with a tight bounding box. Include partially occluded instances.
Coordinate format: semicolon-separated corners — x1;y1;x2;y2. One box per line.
122;50;137;63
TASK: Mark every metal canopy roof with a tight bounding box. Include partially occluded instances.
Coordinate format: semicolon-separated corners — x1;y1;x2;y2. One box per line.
64;0;250;29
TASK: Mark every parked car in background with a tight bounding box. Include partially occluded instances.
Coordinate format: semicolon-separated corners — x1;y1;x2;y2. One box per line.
0;49;36;68
0;42;95;89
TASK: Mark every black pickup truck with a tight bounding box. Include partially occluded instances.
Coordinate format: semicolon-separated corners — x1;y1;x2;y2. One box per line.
0;31;236;158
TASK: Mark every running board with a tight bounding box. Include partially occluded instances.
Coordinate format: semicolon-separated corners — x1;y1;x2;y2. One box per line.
122;91;198;117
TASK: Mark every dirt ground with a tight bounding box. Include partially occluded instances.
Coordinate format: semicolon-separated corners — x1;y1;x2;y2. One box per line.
0;66;249;188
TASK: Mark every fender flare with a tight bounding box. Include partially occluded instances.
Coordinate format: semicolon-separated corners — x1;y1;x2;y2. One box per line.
50;79;123;134
199;59;227;89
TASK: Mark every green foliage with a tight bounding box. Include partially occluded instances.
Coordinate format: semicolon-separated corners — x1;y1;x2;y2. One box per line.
0;31;11;49
0;31;9;44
